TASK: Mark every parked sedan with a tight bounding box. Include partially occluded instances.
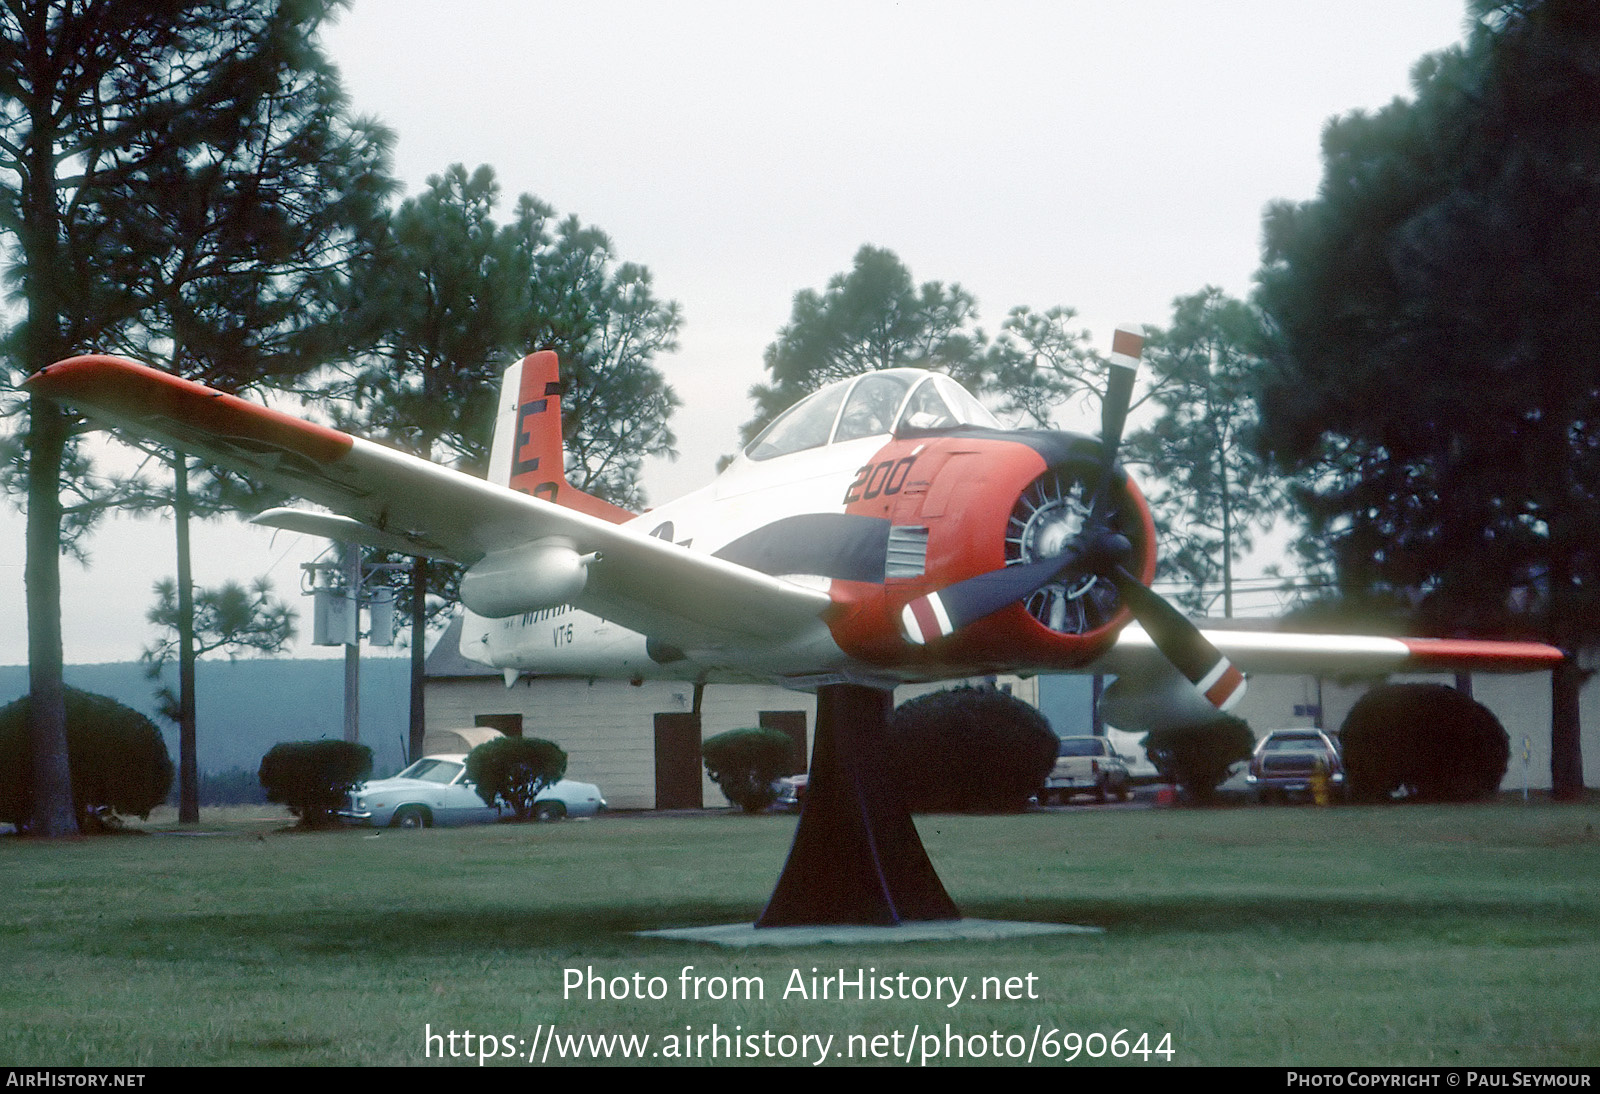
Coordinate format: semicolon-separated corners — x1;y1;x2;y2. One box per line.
1246;729;1344;803
340;754;606;828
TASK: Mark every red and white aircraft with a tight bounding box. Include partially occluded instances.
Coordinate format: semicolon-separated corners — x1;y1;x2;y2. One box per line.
28;332;1560;718
28;333;1563;926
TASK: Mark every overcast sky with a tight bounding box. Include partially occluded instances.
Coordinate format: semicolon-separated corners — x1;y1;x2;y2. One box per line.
1;0;1476;667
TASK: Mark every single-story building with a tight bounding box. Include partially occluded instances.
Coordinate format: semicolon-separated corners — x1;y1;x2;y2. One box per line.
424;614;1598;808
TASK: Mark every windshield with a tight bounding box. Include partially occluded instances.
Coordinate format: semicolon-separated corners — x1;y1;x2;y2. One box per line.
396;758;464;784
742;369;1002;460
835;372;916;442
930;374;1001;430
744;382;849;461
896;378;959;431
1057;738;1108;757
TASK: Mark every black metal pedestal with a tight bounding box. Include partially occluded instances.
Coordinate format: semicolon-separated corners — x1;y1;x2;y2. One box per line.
756;683;960;927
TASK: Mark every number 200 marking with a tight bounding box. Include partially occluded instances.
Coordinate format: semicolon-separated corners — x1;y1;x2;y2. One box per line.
843;456;916;504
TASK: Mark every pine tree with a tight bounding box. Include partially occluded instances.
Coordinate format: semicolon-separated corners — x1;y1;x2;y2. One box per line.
332;164;680;760
1125;288;1283;617
0;0;370;835
1256;0;1600;797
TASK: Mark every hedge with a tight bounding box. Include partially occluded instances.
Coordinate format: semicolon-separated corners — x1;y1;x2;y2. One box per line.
702;727;796;813
0;688;175;832
891;687;1057;813
258;740;373;828
1340;683;1509;802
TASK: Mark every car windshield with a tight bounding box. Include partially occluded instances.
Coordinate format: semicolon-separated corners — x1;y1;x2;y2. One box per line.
1057;738;1107;757
395;758;464;784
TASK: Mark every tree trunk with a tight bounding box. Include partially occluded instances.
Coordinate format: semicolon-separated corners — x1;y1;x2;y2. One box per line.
24;395;78;837
21;83;77;836
1219;444;1234;619
1546;528;1586;801
173;456;200;823
1551;657;1585;801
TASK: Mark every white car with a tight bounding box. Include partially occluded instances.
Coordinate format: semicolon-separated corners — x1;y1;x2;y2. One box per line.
340;754;606;828
1039;735;1132;804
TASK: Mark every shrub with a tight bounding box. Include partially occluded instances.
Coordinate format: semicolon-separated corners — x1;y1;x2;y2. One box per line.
465;737;567;821
701;727;796;813
0;688;175;832
258;740;372;828
1340;683;1509;802
891;687;1057;813
1143;716;1255;804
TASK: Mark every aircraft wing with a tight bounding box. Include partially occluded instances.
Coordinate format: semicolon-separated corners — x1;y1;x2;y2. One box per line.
1088;624;1561;732
27;356;831;645
1096;624;1564;677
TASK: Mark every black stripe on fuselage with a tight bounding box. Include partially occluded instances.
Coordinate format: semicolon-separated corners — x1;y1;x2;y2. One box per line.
713;513;892;583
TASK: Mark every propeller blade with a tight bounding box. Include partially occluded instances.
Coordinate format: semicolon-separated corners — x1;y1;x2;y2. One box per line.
1107;566;1247;711
1099;326;1142;463
1084;326;1143;529
900;555;1066;644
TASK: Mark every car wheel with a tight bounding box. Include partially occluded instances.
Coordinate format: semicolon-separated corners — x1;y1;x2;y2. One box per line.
1116;783;1131;803
391;805;430;829
1038;789;1055;807
1095;782;1108;803
533;801;567;822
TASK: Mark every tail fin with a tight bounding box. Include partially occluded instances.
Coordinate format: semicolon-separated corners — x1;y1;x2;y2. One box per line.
487;351;635;524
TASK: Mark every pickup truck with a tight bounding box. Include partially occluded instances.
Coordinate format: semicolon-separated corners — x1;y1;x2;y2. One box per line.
1039;735;1132;804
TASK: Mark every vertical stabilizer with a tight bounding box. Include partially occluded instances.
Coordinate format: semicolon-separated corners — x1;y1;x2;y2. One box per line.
487;351;635;523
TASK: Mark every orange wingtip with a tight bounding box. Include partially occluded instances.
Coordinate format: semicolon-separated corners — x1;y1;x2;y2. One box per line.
1398;637;1566;669
29;355;353;464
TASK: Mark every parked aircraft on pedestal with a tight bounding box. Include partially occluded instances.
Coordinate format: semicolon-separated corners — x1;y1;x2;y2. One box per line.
29;332;1562;926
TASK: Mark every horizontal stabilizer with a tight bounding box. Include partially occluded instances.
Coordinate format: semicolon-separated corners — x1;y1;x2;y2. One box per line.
251;508;454;559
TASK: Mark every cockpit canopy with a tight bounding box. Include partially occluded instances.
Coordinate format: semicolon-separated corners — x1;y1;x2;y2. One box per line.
743;369;1001;462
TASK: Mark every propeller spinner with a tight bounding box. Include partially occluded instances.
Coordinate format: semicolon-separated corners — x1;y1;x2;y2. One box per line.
899;326;1247;713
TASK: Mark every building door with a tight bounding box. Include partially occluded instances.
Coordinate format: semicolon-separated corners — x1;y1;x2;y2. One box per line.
654;713;702;809
760;710;809;774
474;714;524;738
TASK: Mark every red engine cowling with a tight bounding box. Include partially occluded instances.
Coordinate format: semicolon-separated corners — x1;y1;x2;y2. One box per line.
825;431;1157;676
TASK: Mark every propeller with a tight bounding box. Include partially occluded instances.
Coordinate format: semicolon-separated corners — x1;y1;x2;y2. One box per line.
899;326;1246;713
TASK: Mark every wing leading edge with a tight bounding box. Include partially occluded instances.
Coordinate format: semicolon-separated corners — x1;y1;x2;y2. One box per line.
27;355;831;646
1097;624;1565;678
1091;624;1562;734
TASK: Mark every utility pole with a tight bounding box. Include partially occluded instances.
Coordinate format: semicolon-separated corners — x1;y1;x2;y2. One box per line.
304;545;400;747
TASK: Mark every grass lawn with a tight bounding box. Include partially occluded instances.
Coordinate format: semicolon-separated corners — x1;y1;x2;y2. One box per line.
3;798;1597;1067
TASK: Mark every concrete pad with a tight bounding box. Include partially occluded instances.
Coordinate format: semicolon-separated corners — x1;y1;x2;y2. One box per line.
638;918;1104;947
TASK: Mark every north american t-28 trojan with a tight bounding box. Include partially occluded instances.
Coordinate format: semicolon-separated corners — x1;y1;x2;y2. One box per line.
29;331;1562;927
